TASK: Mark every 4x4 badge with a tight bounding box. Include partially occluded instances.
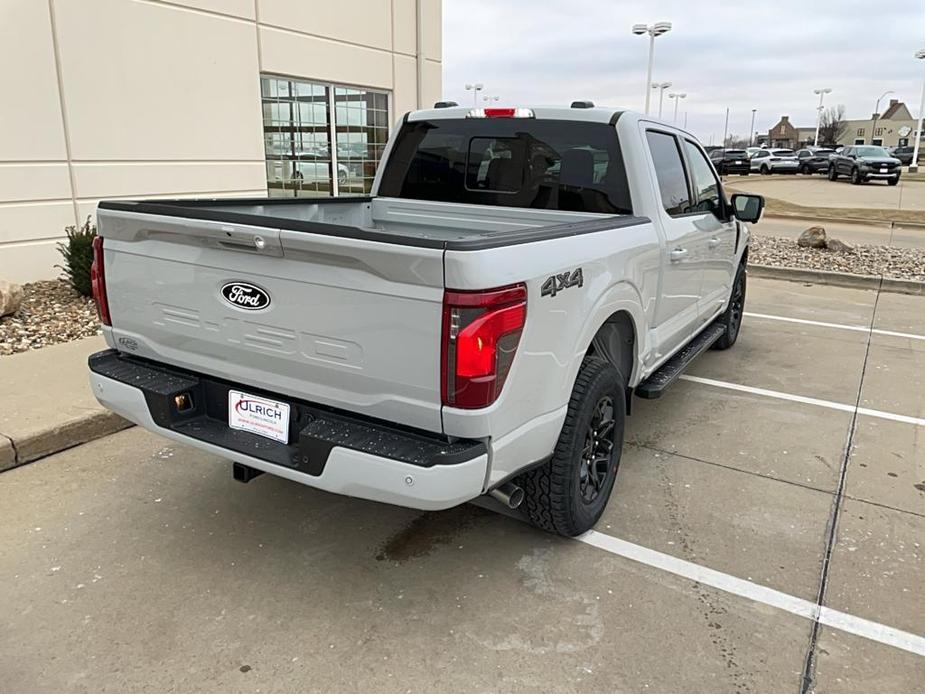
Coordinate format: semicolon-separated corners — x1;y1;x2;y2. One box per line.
541;268;583;298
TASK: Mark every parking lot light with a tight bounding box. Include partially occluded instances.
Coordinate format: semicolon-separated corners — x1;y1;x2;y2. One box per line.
464;83;484;107
652;81;672;118
813;88;831;147
668;92;686;123
911;49;925;173
633;21;672;114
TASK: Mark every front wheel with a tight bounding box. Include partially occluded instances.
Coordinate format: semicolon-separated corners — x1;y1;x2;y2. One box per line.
761;165;770;175
712;265;746;350
521;358;625;537
828;166;838;181
888;175;900;186
850;168;863;185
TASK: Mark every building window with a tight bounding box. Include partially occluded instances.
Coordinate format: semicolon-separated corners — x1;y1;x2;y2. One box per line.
854;138;864;145
872;139;883;146
856;128;864;136
260;75;389;197
875;127;883;136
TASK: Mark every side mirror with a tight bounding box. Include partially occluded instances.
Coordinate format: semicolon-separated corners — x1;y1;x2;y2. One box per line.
731;193;764;224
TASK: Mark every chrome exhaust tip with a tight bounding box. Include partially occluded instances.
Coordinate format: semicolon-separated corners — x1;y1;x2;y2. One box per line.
488;482;524;509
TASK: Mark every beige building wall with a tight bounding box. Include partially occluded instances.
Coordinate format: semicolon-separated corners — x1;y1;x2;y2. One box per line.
0;0;442;283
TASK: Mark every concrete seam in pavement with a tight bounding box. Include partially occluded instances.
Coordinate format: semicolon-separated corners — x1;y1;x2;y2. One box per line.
750;265;925;295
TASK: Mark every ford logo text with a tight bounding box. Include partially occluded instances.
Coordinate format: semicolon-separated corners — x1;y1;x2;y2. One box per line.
221;282;270;311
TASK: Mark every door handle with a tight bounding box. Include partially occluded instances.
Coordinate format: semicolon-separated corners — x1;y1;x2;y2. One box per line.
669;248;689;262
708;236;721;249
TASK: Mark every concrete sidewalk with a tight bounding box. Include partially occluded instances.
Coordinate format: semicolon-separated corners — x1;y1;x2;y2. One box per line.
0;336;130;471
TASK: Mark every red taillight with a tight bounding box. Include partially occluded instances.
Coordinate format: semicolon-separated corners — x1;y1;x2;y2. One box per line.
90;236;111;326
484;107;516;118
441;284;527;409
466;107;535;119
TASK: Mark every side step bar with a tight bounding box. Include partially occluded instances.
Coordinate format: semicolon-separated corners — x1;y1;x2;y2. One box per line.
635;324;726;399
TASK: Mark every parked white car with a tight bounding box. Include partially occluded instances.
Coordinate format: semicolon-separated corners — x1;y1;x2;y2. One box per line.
749;148;799;174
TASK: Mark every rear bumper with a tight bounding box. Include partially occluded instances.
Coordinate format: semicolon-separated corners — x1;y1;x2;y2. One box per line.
88;350;488;510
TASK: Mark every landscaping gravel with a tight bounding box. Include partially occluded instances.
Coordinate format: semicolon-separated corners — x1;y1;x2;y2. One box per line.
750;235;925;282
0;280;100;356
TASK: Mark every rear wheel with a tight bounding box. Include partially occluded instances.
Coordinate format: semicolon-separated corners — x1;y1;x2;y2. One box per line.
712;264;747;350
521;358;625;537
761;165;770;175
828;166;838;181
850;168;862;185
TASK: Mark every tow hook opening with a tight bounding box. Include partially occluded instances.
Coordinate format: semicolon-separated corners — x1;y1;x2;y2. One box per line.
232;462;264;484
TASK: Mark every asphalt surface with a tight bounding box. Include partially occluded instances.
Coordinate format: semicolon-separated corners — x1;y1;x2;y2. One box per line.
725;174;925;212
1;277;923;693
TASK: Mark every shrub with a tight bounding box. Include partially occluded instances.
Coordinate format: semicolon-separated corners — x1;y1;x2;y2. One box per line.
57;216;97;297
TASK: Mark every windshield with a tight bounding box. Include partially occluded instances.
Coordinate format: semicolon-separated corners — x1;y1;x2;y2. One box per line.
771;149;794;156
378;118;632;214
814;149;834;155
854;146;890;157
724;150;747;158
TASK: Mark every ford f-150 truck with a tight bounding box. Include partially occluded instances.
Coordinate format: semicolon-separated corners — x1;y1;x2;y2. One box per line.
88;104;764;536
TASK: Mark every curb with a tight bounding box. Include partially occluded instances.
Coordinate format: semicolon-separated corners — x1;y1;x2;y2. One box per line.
0;411;132;473
750;265;925;295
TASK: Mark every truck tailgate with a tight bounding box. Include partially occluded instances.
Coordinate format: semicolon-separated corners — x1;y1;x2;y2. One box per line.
97;209;444;432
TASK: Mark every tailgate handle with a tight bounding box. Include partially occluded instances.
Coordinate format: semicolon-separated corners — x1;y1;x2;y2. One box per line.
219;235;268;252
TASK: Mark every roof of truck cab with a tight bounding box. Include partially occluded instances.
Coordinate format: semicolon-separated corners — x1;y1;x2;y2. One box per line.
405;106;698;138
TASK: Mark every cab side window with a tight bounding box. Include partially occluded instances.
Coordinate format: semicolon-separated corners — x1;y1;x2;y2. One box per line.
683;140;725;218
645;130;691;216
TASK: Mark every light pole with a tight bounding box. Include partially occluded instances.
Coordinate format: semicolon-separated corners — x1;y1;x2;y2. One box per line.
749;109;757;146
632;22;672;115
668;92;686;123
812;88;831;146
722;107;730;148
464;83;483;107
652;82;672;118
870;89;894;145
912;49;925;173
482;95;500;104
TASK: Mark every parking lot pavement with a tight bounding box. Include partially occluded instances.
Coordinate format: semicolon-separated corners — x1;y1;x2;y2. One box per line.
726;175;925;212
1;276;923;693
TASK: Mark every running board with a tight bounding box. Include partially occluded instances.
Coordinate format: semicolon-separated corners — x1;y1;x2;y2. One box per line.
635;324;726;399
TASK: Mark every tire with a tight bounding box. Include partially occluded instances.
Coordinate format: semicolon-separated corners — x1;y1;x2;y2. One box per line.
850;168;862;185
800;164;810;175
521;358;626;537
761;165;770;175
828;166;838;181
888;175;900;186
711;264;747;350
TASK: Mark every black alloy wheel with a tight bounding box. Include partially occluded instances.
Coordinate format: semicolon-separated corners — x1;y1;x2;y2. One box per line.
578;396;616;504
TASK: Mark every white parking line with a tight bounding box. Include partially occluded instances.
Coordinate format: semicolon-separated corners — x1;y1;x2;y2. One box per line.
579;530;925;657
679;375;925;427
744;311;925;342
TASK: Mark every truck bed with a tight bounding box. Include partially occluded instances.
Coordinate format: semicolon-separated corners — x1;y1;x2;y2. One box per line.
98;196;645;250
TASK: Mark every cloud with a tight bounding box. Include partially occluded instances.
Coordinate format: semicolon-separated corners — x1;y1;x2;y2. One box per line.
443;0;925;141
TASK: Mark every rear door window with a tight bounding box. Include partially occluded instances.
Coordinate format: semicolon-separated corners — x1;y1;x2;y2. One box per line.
378;118;632;214
645;130;691;216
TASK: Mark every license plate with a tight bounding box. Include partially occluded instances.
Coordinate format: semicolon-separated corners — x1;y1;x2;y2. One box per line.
735;160;742;164
228;390;290;443
880;168;888;173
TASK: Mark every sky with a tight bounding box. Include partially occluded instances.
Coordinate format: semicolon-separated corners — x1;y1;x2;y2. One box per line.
442;0;925;144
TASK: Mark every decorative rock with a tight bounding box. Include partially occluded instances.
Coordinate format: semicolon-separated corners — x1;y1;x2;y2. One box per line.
0;280;24;317
826;238;853;253
797;226;827;248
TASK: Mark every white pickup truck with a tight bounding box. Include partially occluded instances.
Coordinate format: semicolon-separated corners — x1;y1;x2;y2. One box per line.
88;103;764;536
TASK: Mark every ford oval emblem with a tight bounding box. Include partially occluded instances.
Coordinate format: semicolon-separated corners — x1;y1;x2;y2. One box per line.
221;282;270;311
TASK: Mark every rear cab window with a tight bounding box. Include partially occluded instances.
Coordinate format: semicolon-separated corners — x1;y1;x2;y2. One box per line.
645;130;691;217
377;118;632;214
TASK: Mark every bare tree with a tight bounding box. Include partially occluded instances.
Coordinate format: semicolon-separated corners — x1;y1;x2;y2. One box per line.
818;105;847;147
724;134;750;149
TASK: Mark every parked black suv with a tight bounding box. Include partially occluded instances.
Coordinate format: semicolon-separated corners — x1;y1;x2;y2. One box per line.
890;146;920;166
795;148;835;175
828;145;902;185
708;148;750;175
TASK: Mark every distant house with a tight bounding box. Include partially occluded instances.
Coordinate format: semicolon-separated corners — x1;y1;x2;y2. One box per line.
768;99;921;150
838;99;918;148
